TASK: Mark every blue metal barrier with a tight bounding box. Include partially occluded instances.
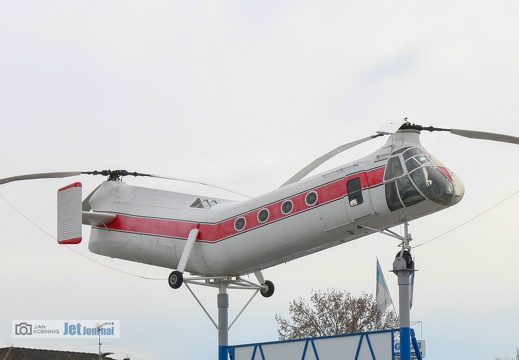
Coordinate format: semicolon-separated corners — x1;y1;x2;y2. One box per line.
229;329;399;360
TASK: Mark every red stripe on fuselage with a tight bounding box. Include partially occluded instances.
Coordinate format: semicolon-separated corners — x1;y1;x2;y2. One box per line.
95;166;386;243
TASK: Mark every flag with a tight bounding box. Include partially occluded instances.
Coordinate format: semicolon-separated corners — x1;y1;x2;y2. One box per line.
376;258;393;312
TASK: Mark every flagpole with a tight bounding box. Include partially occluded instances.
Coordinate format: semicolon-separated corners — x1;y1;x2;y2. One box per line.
391;298;398;315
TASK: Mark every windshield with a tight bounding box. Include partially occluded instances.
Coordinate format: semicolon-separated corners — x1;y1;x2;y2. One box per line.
384;147;455;211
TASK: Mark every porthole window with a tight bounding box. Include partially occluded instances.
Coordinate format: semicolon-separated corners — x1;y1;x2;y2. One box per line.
305;191;318;206
257;208;269;223
234;217;246;231
281;200;293;214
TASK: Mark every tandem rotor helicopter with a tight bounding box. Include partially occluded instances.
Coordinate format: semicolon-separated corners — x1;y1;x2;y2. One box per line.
1;119;518;298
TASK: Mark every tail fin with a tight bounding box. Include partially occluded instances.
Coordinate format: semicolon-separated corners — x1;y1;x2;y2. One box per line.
57;182;82;244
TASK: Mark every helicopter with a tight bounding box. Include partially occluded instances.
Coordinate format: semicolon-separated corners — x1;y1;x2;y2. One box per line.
1;119;517;297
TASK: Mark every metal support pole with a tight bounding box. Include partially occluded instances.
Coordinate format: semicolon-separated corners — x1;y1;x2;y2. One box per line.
218;285;229;360
387;222;416;360
393;256;414;360
183;275;271;359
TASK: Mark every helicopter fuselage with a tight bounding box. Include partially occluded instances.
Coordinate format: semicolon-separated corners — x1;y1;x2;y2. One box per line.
86;129;465;277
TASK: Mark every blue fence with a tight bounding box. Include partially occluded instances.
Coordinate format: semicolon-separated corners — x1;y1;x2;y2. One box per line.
229;329;399;360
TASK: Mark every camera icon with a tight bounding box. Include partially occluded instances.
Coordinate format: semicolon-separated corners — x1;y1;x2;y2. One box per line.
15;322;32;336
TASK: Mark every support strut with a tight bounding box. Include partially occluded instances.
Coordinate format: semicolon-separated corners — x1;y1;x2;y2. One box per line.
391;222;416;360
181;272;274;360
168;227;199;289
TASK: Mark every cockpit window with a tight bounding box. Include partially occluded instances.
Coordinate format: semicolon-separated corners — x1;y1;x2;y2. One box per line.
385;147;455;211
397;176;425;207
384;156;404;181
403;148;435;172
402;147;423;160
409;167;454;205
405;157;423;172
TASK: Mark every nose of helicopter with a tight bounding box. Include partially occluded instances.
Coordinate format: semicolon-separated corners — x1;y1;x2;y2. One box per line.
449;171;465;206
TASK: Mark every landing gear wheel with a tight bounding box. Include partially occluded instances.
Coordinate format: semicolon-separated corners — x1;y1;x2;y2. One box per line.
168;270;184;289
260;280;275;298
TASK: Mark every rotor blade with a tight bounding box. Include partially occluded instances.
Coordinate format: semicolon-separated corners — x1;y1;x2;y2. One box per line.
450;129;519;145
148;174;251;198
0;170;250;198
0;171;83;185
280;134;383;187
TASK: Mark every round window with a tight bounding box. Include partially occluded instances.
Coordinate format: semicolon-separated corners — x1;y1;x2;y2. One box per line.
234;217;246;231
305;191;318;206
258;209;269;223
281;200;293;214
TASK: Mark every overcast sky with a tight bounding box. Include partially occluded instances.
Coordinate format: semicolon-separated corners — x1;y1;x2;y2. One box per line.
1;1;519;359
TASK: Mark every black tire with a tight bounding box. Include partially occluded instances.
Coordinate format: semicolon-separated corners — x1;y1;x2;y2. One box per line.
168;270;184;289
260;280;275;298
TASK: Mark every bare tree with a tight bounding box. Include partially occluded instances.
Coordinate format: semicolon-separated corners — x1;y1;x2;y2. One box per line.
275;289;399;340
495;347;519;360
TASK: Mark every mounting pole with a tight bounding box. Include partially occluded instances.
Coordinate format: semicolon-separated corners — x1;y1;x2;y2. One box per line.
218;283;229;360
182;274;273;360
392;222;416;360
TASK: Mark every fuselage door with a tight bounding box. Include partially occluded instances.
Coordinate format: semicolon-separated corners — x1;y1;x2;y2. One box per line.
345;165;377;221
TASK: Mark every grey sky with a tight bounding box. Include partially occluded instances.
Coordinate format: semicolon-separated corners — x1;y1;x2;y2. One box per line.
1;1;518;359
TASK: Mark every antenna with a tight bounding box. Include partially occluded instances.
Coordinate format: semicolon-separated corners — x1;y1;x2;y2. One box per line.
97;322;114;360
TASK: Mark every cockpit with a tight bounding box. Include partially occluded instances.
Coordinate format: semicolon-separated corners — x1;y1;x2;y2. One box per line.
384;147;457;211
